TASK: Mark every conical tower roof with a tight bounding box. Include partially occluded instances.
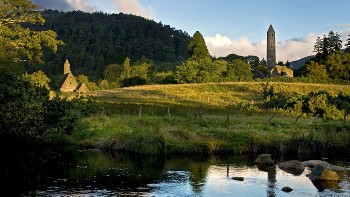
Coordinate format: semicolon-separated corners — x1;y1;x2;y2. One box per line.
268;25;275;33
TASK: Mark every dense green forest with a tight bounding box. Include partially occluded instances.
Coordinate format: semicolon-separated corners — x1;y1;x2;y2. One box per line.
29;10;191;81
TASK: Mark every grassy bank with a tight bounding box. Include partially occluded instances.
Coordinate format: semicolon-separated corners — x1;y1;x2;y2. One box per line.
64;104;349;157
61;82;350;156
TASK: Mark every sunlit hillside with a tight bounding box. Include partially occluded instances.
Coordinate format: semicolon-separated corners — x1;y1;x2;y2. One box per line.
92;82;350;107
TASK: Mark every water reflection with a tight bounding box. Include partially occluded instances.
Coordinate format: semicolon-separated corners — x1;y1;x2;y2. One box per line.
0;148;349;196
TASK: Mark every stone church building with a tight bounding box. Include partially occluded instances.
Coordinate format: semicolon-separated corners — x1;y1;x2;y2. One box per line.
60;60;89;92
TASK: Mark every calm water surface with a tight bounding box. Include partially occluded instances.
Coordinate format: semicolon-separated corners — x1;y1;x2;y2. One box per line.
1;148;349;196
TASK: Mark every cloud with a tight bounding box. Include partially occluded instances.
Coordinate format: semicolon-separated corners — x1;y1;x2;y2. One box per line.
205;33;319;62
111;0;155;19
65;0;96;12
33;0;96;12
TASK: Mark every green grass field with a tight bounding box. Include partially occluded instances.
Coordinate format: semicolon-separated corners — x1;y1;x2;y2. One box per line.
65;82;350;156
91;82;350;107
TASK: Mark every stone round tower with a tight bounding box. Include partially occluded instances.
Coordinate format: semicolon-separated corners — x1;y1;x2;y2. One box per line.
267;25;276;75
64;59;71;75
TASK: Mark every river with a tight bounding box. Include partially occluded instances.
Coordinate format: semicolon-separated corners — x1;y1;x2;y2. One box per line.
1;148;349;196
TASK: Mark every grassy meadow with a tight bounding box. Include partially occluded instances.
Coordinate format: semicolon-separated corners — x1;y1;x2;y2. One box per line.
92;82;350;107
66;82;350;156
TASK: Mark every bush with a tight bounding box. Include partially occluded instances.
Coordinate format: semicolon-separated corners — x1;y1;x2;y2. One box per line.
0;71;100;145
0;72;48;143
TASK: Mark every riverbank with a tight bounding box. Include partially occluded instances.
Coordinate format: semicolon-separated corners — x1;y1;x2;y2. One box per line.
61;104;350;157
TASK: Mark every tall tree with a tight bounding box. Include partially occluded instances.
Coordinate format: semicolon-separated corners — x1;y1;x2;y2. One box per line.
313;36;323;57
345;34;350;53
321;35;330;58
121;57;131;80
0;0;63;65
328;31;342;53
188;31;210;60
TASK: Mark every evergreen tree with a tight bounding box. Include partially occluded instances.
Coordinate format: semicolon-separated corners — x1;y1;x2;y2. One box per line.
328;31;342;53
345;34;350;53
326;52;350;80
314;36;323;57
321;35;330;59
188;31;210;60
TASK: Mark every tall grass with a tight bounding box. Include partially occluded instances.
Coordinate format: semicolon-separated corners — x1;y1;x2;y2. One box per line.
68;104;350;156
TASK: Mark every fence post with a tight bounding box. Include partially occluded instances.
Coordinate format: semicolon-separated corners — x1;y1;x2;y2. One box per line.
167;106;171;121
139;105;142;119
226;107;230;128
308;114;320;125
267;113;276;124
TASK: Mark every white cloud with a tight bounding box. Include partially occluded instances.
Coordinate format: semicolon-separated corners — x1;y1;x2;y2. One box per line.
65;0;97;12
205;33;317;62
205;30;350;62
111;0;155;19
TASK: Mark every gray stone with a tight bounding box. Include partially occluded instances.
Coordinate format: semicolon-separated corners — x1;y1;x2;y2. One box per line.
282;186;293;192
278;160;305;175
303;160;347;171
254;154;274;165
308;164;340;181
232;177;244;181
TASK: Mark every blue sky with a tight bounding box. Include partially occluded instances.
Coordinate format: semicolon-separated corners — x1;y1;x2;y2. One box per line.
33;0;350;61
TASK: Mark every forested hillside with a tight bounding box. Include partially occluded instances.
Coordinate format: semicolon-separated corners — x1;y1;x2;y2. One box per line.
31;10;190;81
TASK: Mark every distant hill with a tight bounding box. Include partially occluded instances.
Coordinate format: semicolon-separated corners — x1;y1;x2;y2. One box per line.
31;10;191;81
289;55;314;70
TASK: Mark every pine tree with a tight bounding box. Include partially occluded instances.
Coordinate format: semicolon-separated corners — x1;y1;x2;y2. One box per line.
321;35;330;59
345;34;350;53
328;31;342;53
313;36;323;57
188;31;210;60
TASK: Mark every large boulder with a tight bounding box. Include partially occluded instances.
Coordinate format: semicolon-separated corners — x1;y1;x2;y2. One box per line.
278;160;305;175
303;160;347;171
254;154;274;165
308;164;340;181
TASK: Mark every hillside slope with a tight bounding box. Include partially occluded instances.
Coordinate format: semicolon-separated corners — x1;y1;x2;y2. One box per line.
32;10;190;80
93;82;350;107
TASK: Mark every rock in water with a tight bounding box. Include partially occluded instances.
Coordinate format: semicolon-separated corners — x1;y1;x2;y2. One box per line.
278;160;305;175
282;186;293;192
254;154;274;165
232;177;244;181
309;164;340;181
303;160;347;171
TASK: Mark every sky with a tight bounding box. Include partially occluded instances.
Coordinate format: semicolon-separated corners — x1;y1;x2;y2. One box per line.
32;0;350;62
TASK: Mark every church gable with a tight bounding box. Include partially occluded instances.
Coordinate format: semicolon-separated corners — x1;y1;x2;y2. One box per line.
76;83;89;92
60;72;79;92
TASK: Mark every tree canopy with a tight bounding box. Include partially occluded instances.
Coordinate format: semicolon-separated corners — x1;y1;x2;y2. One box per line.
188;31;210;60
30;10;190;81
0;0;63;66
